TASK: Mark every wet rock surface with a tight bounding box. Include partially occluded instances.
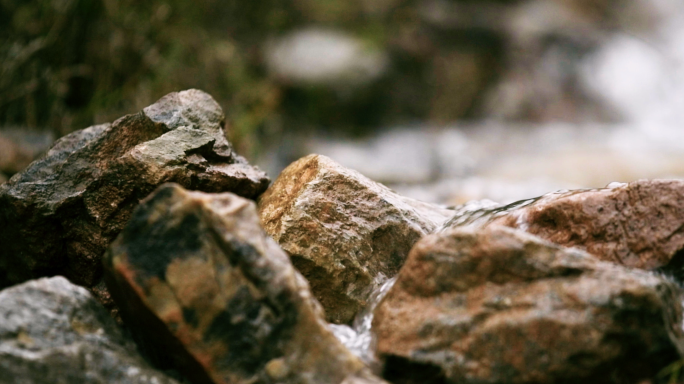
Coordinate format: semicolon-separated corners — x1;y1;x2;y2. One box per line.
0;90;269;301
258;154;453;324
104;183;379;384
0;276;178;384
373;226;684;384
443;180;684;272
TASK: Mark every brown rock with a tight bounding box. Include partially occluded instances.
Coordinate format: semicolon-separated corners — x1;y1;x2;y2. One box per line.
374;226;684;384
258;154;453;324
104;183;382;384
0;90;269;300
444;180;684;271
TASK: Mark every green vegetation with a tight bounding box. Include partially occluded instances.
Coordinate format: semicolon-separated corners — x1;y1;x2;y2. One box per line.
0;0;503;156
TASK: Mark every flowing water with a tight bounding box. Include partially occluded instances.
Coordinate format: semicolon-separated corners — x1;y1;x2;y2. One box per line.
329;277;397;367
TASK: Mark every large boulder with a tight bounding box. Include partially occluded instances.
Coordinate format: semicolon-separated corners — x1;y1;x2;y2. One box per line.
104;183;381;384
258;154;453;324
443;180;684;272
373;226;684;384
0;276;179;384
0;90;269;308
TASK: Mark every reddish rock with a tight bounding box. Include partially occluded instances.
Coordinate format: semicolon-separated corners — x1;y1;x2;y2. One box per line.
374;226;684;384
444;180;684;271
0;90;269;302
258;154;453;324
104;183;383;384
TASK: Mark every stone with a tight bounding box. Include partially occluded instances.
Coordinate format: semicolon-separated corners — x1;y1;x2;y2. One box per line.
444;180;684;272
373;226;684;384
0;276;179;384
104;183;381;384
258;154;453;324
0;90;269;302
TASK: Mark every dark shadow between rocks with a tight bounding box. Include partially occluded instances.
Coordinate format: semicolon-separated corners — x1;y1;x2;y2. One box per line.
381;355;447;384
653;247;684;286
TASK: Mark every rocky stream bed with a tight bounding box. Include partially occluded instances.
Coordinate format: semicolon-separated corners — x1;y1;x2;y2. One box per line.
1;90;684;384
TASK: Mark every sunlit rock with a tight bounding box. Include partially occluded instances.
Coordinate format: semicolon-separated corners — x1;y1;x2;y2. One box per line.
258;154;453;324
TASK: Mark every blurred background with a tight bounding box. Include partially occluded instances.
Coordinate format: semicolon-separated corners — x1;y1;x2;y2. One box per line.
2;0;684;205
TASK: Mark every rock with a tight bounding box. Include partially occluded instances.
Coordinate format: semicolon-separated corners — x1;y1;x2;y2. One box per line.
258;154;453;324
373;226;684;384
265;28;388;87
104;183;381;384
0;90;269;301
443;180;684;271
0;276;179;384
0;128;55;176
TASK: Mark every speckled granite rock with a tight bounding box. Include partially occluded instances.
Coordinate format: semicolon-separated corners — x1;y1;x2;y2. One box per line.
0;90;269;309
104;183;382;384
258;154;453;324
0;276;179;384
443;180;684;273
374;226;684;384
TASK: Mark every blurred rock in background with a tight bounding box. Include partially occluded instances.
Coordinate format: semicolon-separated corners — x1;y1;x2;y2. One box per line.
2;0;684;202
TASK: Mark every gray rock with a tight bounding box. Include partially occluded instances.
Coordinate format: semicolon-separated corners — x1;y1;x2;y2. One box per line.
0;276;178;384
0;90;269;313
258;154;453;324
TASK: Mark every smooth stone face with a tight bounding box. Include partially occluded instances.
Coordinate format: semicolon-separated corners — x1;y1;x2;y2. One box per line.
373;226;684;384
258;154;454;324
104;183;379;384
443;180;684;272
0;276;178;384
0;89;269;306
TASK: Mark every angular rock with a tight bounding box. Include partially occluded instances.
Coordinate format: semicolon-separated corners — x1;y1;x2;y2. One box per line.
104;183;380;384
444;180;684;271
258;154;453;324
0;90;269;301
374;226;684;384
0;276;178;384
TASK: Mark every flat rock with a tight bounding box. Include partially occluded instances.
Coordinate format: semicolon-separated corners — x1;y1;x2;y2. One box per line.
0;90;269;305
104;183;381;384
373;226;684;384
444;180;684;271
258;154;453;324
0;276;178;384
